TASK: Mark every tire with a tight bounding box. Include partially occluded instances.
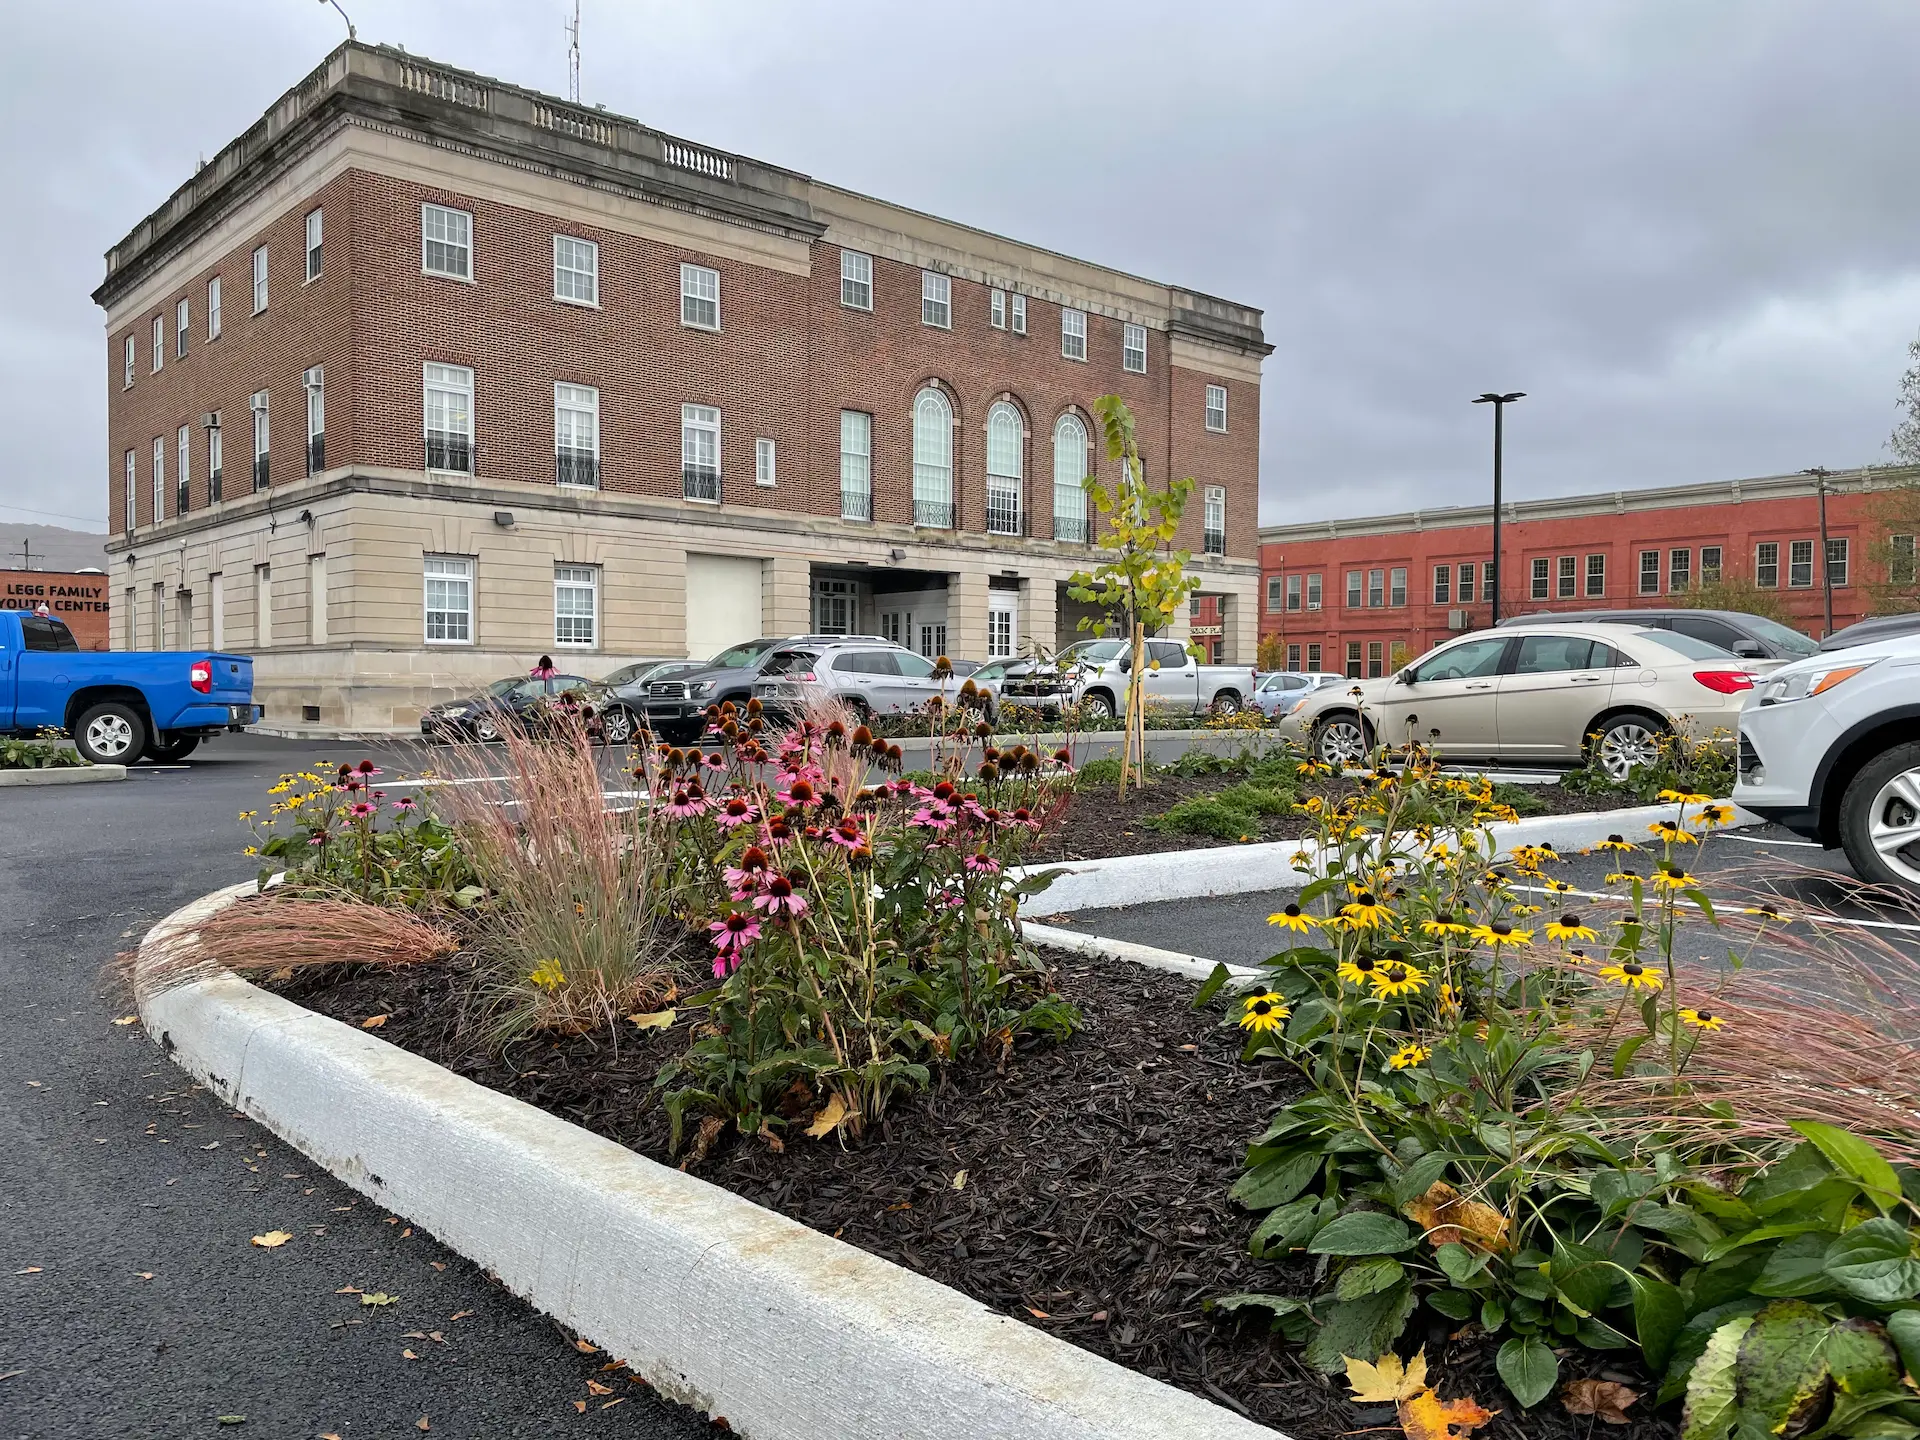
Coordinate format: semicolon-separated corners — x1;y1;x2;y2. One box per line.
1081;690;1117;721
73;701;147;766
1313;712;1370;769
1588;711;1666;783
1839;740;1920;896
661;722;704;747
143;733;202;763
472;714;501;743
1210;691;1243;717
600;705;636;747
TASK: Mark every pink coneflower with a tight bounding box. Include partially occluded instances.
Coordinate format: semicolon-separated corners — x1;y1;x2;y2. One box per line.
723;845;772;898
752;872;809;920
704;752;727;771
766;818;795;845
662;787;707;819
349;801;377;819
392;796;417;812
910;798;957;833
782;779;816;808
716;797;761;831
964;848;1000;875
824;817;865;852
356;760;381;776
1009;807;1039;831
307;833;327;846
708;911;762;977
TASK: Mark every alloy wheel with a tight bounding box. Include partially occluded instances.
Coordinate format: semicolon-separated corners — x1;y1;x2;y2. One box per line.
601;708;634;746
1597;722;1660;782
1316;717;1367;768
85;713;135;760
1867;766;1920;888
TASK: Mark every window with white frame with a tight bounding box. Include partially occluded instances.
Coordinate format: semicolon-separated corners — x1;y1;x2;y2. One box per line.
756;438;777;487
175;297;189;358
423;363;473;474
1347;570;1363;608
1287;643;1302;670
423;555;472;644
123;335;134;389
1368;569;1385;607
1639;549;1660;594
207;275;221;339
421;204;472;280
682;404;721;502
207;422;223;503
1557;554;1577;599
554;564;598;648
839;250;872;310
1755;541;1780;587
1010;292;1026;335
912;387;953;527
553;235;599;305
986;402;1023;535
1789;539;1814;588
1205;384;1228;432
680;263;720;330
1287;574;1303;611
1265;576;1283;612
921;271;951;329
1531;557;1550;600
304;208;323;282
1700;545;1723;583
176;424;190;515
1307;573;1323;609
1346;641;1363;678
1123;322;1147;374
151;315;164;372
1061;308;1087;362
1586;552;1606;596
1826;537;1850;588
554;383;599;487
1052;413;1088;542
990;289;1007;329
1457;563;1475;603
1307;642;1322;671
304;366;324;474
1433;564;1451;605
251;390;270;490
987;596;1016;659
1203;486;1225;555
123;450;136;532
839;410;871;520
1670;547;1692;593
152;435;165;524
251;244;268;312
1389;566;1407;606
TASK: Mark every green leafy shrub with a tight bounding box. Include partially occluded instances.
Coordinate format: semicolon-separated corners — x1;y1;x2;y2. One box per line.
1563;726;1735;802
1489;781;1550;817
1152;781;1296;840
0;730;85;769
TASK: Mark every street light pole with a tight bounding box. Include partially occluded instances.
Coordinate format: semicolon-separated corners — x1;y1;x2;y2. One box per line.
1804;467;1834;637
1473;392;1525;626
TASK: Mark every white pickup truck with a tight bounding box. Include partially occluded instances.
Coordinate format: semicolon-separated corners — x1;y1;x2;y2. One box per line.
995;637;1257;720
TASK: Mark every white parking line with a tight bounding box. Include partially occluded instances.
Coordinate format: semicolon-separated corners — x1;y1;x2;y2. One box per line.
1551;885;1920;936
1721;832;1821;848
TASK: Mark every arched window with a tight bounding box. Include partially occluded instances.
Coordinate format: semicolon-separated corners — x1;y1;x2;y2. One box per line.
1052;413;1089;542
986;402;1024;535
912;387;952;528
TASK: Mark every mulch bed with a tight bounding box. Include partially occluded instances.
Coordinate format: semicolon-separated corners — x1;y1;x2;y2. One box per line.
273;949;1675;1439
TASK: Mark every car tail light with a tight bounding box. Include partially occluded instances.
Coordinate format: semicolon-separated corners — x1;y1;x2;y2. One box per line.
190;659;213;693
793;671;816;683
1691;669;1754;695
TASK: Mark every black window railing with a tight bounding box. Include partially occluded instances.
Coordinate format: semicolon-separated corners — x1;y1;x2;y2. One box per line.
307;434;324;475
1203;528;1225;556
683;465;720;503
557;451;599;488
253;455;269;491
177;478;190;515
840;485;871;521
914;498;954;529
426;434;472;474
986;485;1023;536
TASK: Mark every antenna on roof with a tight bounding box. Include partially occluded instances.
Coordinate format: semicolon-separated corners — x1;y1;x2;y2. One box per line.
566;0;581;102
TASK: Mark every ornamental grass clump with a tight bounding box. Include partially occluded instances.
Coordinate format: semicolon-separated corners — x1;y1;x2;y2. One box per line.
135;896;458;996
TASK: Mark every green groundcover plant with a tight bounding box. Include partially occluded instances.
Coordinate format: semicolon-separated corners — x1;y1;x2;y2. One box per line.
0;729;86;769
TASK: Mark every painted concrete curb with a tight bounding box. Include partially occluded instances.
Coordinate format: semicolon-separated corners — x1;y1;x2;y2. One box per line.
0;762;125;787
1015;802;1767;915
136;884;1282;1440
1022;921;1257;983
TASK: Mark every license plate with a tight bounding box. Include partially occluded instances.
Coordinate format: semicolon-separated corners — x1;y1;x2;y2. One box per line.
230;705;252;723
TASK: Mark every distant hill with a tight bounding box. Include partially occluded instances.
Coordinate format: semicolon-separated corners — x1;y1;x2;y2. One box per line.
0;522;109;573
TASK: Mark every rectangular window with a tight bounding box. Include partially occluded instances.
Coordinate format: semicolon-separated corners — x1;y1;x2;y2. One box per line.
1586;552;1606;597
989;288;1006;329
682;403;721;502
1557;554;1576;599
554;564;598;648
1457;561;1475;604
1306;642;1322;671
250;390;269;490
152;582;165;650
123;335;134;388
1530;557;1550;601
1346;642;1363;678
1286;574;1303;611
755;438;777;487
1891;535;1915;587
1061;309;1088;362
1203;486;1225;555
304;208;323;282
1639;549;1660;594
421;204;472;280
151;315;164;373
1367;568;1385;608
123;587;135;649
1756;541;1780;587
1205;384;1228;433
840;250;872;311
1263;576;1282;612
1433;564;1451;605
1367;641;1384;678
554;382;599;488
208;422;223;503
152;435;165;524
553;234;599;305
1484;561;1497;600
1010;292;1026;335
921;271;951;329
423;363;473;474
1700;545;1723;584
255;564;272;649
1346;570;1363;609
1670;547;1691;593
1123;322;1147;374
1287;643;1301;670
680;263;720;330
251;244;268;312
1789;539;1815;588
175;297;189;358
1306;573;1323;610
176;425;190;515
1826;537;1849;588
423;555;471;644
839;410;872;521
308;554;328;646
210;571;225;650
304;366;324;474
207;275;221;339
1389;566;1407;607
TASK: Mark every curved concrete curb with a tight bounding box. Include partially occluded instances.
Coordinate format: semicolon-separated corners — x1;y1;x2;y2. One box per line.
136;885;1283;1440
0;762;124;787
1023;921;1256;983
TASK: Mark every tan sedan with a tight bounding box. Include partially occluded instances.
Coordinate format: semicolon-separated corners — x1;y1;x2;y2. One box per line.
1272;623;1759;778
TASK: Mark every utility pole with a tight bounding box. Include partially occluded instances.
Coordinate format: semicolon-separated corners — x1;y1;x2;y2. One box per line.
1473;392;1526;626
1804;467;1834;637
15;538;34;571
567;0;581;103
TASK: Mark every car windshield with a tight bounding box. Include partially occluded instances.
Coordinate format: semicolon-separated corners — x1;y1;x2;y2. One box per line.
601;661;675;687
973;662;1008;682
483;677;523;697
709;640;776;669
1635;629;1735;661
1061;640;1126;663
759;649;819;677
1738;615;1821;656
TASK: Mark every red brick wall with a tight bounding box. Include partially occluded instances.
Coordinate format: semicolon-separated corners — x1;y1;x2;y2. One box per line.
0;571;112;650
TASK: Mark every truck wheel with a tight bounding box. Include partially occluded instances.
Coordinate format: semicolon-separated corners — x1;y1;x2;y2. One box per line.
599;706;636;746
1210;691;1243;717
1081;691;1116;721
1313;713;1370;769
74;701;147;765
472;714;501;743
1839;741;1920;896
143;733;202;763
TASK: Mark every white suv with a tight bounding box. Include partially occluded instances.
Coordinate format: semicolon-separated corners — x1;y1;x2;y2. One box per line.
1733;633;1920;893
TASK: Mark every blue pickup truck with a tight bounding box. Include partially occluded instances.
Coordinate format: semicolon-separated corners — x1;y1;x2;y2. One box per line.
0;610;259;764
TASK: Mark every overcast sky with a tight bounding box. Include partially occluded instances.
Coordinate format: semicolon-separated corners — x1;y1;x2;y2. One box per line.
5;0;1918;535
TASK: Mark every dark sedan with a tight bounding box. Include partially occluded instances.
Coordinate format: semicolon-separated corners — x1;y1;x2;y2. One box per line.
419;674;604;743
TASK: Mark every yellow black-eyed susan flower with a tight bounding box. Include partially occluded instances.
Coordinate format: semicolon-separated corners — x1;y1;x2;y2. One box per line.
1648;820;1700;845
1566;948;1590;964
1239;992;1291;1034
1269;904;1320;933
1595;833;1637;852
1658;789;1714;805
1339;891;1394;929
1598;960;1662;992
1386;1042;1431;1071
1544;878;1575;894
1679;1007;1725;1030
238;810;257;821
1745;902;1790;923
1421;913;1470;937
1482;870;1512;890
1370;959;1427;999
1695;804;1733;827
1437;983;1462;1015
1336;953;1381;986
1650;866;1698;892
1469;920;1532;947
1604;868;1641;886
1545;913;1598;943
1510;903;1543;917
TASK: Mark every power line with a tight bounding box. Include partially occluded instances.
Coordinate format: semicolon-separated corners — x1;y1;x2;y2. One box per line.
0;500;105;527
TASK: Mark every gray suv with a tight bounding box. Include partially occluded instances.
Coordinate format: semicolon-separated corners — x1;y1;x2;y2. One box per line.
643;635;894;742
752;641;964;721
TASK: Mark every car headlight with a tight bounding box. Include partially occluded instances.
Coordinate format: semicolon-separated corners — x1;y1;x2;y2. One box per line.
1757;660;1877;706
1285;697;1309;716
689;680;717;698
441;704;472;718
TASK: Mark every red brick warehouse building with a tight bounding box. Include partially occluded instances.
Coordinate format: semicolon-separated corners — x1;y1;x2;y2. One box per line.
1259;467;1917;678
96;43;1269;728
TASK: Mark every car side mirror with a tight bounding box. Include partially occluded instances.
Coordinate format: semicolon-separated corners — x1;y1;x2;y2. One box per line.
1398;670;1416;686
1731;640;1765;659
1117;656;1132;673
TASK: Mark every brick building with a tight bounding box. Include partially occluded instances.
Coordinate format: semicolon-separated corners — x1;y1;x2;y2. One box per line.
1259;467;1917;678
0;571;112;650
96;43;1269;727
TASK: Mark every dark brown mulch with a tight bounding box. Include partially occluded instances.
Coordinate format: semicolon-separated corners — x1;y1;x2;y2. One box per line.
274;952;1675;1440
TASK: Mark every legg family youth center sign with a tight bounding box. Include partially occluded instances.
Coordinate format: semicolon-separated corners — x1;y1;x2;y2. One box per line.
0;571;111;650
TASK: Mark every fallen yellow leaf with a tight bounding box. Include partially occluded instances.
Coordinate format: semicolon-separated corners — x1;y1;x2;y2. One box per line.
134;1272;154;1280
112;1015;140;1026
401;1348;419;1361
1562;1378;1638;1424
952;1169;969;1191
361;1014;390;1029
626;1009;676;1031
1346;1349;1496;1440
1344;1349;1429;1404
250;1231;292;1249
573;1338;597;1354
1403;1181;1510;1253
805;1093;849;1139
1400;1388;1496;1440
360;1291;398;1307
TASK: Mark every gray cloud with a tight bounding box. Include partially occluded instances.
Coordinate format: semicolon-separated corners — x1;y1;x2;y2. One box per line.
4;0;1917;533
